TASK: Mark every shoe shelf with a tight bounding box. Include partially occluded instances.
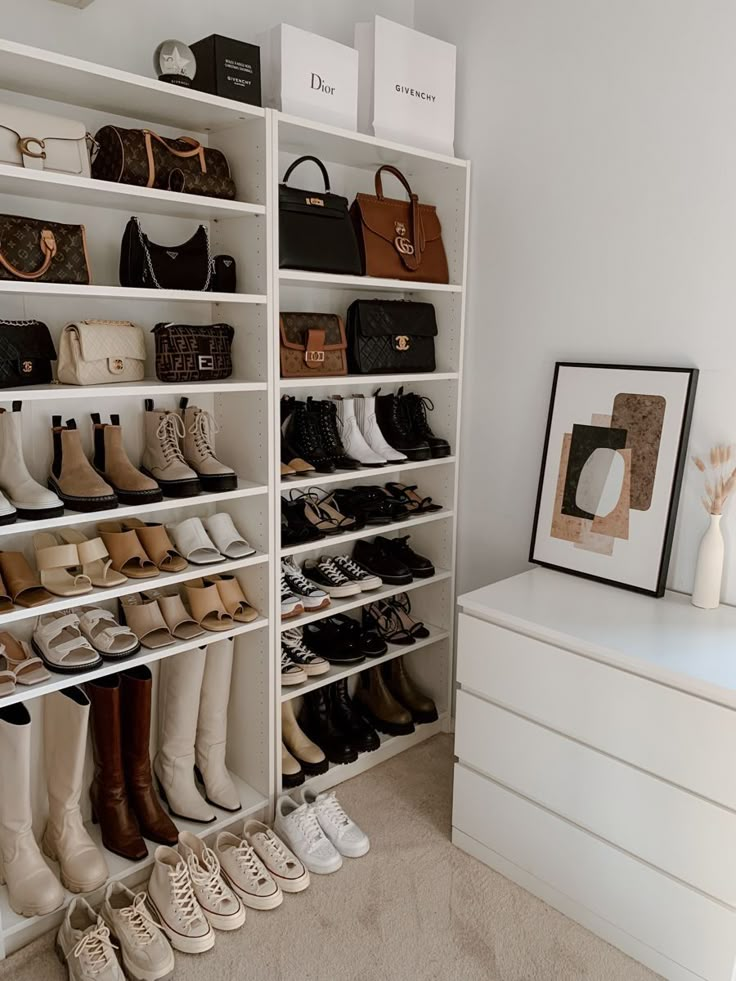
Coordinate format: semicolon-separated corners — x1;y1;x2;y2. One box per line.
0;282;268;305
280;568;452;633
281;508;454;559
1;379;268;402
280;456;457;493
280;623;450;702
279;270;463;294
280;372;460;390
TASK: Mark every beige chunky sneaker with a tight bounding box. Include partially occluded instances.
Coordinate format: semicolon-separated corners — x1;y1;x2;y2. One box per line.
140;401;200;498
147;846;214;954
56;898;124;981
179;399;237;492
101;882;175;981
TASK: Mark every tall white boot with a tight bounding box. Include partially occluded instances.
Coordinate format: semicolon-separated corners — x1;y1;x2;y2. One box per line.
334;397;386;467
42;687;109;894
195;638;240;811
154;647;215;823
0;703;64;917
354;394;407;463
0;404;63;519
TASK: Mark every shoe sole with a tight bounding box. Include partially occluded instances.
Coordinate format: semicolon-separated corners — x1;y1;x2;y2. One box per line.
411;707;440;724
32;637;102;675
281;672;308;686
141;468;201;498
324;654;366;665
358;570;412;586
147;897;216;953
196;473;238;493
296;756;329;776
281;604;305;620
429;447;452;458
401;448;432;461
298;595;332;609
314;583;362;598
222;868;284;910
48;478;118;512
0;509;16;525
408;567;435;579
12;503;64;520
282;769;305;788
356;705;415;737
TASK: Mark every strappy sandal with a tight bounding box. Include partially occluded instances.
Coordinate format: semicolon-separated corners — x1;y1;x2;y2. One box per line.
119;595;174;650
362;601;415;646
0;552;53;608
0;653;16;696
295;490;355;536
167;517;223;565
98;523;159;580
0;571;13;613
32;532;93;598
383;482;443;514
77;606;140;659
207;574;258;623
184;580;235;632
202;513;256;559
122;519;188;573
32;611;102;673
58;528;126;588
144;588;205;640
0;631;50;685
386;593;430;638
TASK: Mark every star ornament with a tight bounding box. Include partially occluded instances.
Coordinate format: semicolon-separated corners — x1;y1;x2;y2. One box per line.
168;45;192;75
155;40;196;79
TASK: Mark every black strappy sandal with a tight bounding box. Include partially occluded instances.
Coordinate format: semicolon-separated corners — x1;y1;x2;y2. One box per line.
383;482;443;514
362;601;415;645
387;593;430;638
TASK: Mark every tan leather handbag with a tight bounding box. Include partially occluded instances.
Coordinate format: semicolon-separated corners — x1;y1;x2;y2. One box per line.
350;165;449;283
57;321;146;386
280;313;348;378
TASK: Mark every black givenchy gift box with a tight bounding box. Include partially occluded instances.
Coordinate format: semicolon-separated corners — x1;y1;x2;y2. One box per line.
190;34;262;106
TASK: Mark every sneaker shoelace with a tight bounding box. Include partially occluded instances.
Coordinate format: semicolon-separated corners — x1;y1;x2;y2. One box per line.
169;863;202;929
187;849;231;910
334;555;371;580
119;893;156;947
258;831;297;872
281;647;300;671
283;561;323;595
293;805;328;849
317;558;350;585
281;572;298;601
234;841;269;886
189;408;220;459
283;629;321;663
69;922;118;977
155;412;187;464
318;793;351;831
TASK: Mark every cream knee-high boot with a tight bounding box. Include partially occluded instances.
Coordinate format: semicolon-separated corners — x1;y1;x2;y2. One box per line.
195;638;240;811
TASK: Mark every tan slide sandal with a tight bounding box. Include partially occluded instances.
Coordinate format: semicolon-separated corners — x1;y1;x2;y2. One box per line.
208;574;259;623
98;523;159;580
184;580;235;632
145;588;206;640
0;551;53;608
59;528;127;588
0;571;12;613
33;532;93;597
122;519;188;573
0;631;50;685
119;594;174;649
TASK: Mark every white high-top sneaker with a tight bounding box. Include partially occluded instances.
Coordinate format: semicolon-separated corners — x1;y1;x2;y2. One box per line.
147;846;215;954
299;787;370;858
274;795;342;875
333;396;386;467
100;882;175;981
178;831;245;931
353;394;407;464
56;898;124;981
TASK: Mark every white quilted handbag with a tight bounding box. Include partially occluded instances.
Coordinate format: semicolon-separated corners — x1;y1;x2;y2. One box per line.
56;321;146;385
0;103;91;177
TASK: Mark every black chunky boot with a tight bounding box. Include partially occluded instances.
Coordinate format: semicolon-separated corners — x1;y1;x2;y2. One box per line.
307;398;361;470
401;389;451;458
285;399;336;473
298;688;358;764
374;389;430;461
329;678;380;753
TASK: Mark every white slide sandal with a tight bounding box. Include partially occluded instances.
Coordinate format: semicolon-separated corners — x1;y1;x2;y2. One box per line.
167;517;224;566
203;513;256;560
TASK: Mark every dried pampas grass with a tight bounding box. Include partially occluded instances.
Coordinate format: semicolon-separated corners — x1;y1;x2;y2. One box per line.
693;444;736;514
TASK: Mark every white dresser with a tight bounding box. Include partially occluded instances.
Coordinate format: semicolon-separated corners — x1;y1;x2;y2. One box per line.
453;569;736;981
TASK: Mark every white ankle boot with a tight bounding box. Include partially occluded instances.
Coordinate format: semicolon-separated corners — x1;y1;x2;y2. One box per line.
195;638;241;811
0;404;63;519
354;394;406;463
147;846;214;954
0;703;64;917
154;648;216;823
333;396;387;467
42;687;109;894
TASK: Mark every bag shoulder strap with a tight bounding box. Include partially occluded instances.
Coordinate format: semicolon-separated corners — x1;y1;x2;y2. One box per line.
282;155;330;191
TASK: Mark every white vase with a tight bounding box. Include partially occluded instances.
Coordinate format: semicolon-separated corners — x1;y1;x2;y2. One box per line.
691;513;724;609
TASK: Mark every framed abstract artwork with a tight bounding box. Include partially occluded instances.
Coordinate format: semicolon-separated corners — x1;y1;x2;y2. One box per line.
530;363;699;597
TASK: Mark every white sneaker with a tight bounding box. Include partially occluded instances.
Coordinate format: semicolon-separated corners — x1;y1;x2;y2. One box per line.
178;831;245;932
243;819;310;893
147;846;214;954
100;882;175;981
274;795;342;875
300;788;370;858
56;897;124;981
215;832;283;910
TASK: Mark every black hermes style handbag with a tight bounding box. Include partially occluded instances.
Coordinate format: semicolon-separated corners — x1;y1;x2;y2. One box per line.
346;300;438;374
279;155;362;275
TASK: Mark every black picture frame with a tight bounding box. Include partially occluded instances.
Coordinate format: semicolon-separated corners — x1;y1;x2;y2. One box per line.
529;362;699;597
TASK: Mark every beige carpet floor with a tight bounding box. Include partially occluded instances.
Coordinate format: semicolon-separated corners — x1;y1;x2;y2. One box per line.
1;734;660;981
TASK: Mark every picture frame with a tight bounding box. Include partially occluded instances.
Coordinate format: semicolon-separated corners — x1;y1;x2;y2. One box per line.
529;362;699;597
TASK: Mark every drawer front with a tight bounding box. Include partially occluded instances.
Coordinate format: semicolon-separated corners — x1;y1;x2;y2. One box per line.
452;764;736;981
455;690;736;905
457;613;736;809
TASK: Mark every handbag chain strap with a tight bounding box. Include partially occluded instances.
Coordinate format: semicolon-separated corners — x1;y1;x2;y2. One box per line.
133;217;212;292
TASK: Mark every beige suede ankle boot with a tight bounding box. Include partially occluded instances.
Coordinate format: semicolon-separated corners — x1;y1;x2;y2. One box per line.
91;413;162;506
140;400;200;498
48;417;118;513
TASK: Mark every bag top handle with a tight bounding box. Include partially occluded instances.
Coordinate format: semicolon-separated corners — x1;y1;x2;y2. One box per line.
374;165;417;202
282;155;331;192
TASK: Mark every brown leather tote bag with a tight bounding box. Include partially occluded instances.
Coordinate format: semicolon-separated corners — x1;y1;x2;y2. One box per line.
349;165;449;283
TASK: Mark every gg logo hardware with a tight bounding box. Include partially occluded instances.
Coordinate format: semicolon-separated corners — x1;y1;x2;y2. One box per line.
305;197;325;207
394;335;411;352
18;137;46;159
21;360;33;374
394;221;415;256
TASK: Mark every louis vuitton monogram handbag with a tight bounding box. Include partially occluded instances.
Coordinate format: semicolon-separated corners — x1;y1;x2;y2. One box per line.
280;313;348;378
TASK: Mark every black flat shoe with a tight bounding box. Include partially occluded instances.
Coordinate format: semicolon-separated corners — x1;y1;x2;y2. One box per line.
352;538;412;585
302;618;366;664
374;535;435;578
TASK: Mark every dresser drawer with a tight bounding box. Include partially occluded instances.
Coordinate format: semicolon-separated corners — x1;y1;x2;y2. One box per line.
455;690;736;905
457;613;736;809
452;763;736;981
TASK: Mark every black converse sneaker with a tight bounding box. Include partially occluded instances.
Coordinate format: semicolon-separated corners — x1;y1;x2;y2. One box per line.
302;557;362;598
281;573;304;620
332;554;383;591
282;558;331;610
281;645;307;685
282;628;330;676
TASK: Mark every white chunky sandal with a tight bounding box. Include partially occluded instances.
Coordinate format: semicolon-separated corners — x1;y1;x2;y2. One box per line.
32;612;101;674
77;607;140;659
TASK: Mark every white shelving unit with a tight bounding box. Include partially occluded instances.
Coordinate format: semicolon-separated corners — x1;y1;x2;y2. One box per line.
0;37;469;959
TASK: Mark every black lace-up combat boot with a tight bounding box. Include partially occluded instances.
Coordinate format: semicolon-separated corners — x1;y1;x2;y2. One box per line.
306;398;361;470
400;389;451;458
374;389;430;461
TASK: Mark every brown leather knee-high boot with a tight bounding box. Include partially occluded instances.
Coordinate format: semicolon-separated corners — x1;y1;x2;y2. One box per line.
85;675;147;861
120;666;178;846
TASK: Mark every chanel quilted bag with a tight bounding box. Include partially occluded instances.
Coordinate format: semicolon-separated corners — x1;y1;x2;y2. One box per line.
120;216;212;291
56;321;146;386
0;214;90;284
0;320;56;388
280;313;347;378
346;300;437;374
350;166;449;283
153;323;234;383
92;126;236;200
279;156;362;275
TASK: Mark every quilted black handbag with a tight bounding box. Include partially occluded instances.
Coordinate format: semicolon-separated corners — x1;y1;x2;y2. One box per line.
152;322;234;383
279;156;362;275
0;319;56;387
346;300;437;374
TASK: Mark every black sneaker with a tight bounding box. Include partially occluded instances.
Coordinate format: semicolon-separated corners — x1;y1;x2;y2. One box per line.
302;618;366;664
281;558;330;610
282;628;330;675
332;554;383;591
302;557;362;598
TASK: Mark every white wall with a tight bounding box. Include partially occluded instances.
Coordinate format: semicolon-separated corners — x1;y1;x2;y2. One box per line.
415;0;736;601
1;0;413;74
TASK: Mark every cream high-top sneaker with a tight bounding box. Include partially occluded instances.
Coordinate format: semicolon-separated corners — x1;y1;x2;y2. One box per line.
0;404;63;519
194;638;240;812
147;846;214;954
140;400;200;498
42;687;109;894
0;703;64;917
179;399;237;492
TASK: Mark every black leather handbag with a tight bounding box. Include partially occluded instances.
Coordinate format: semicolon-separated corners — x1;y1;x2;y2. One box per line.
279;156;362;275
152;322;234;383
120;217;212;291
0;319;57;387
346;300;437;374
